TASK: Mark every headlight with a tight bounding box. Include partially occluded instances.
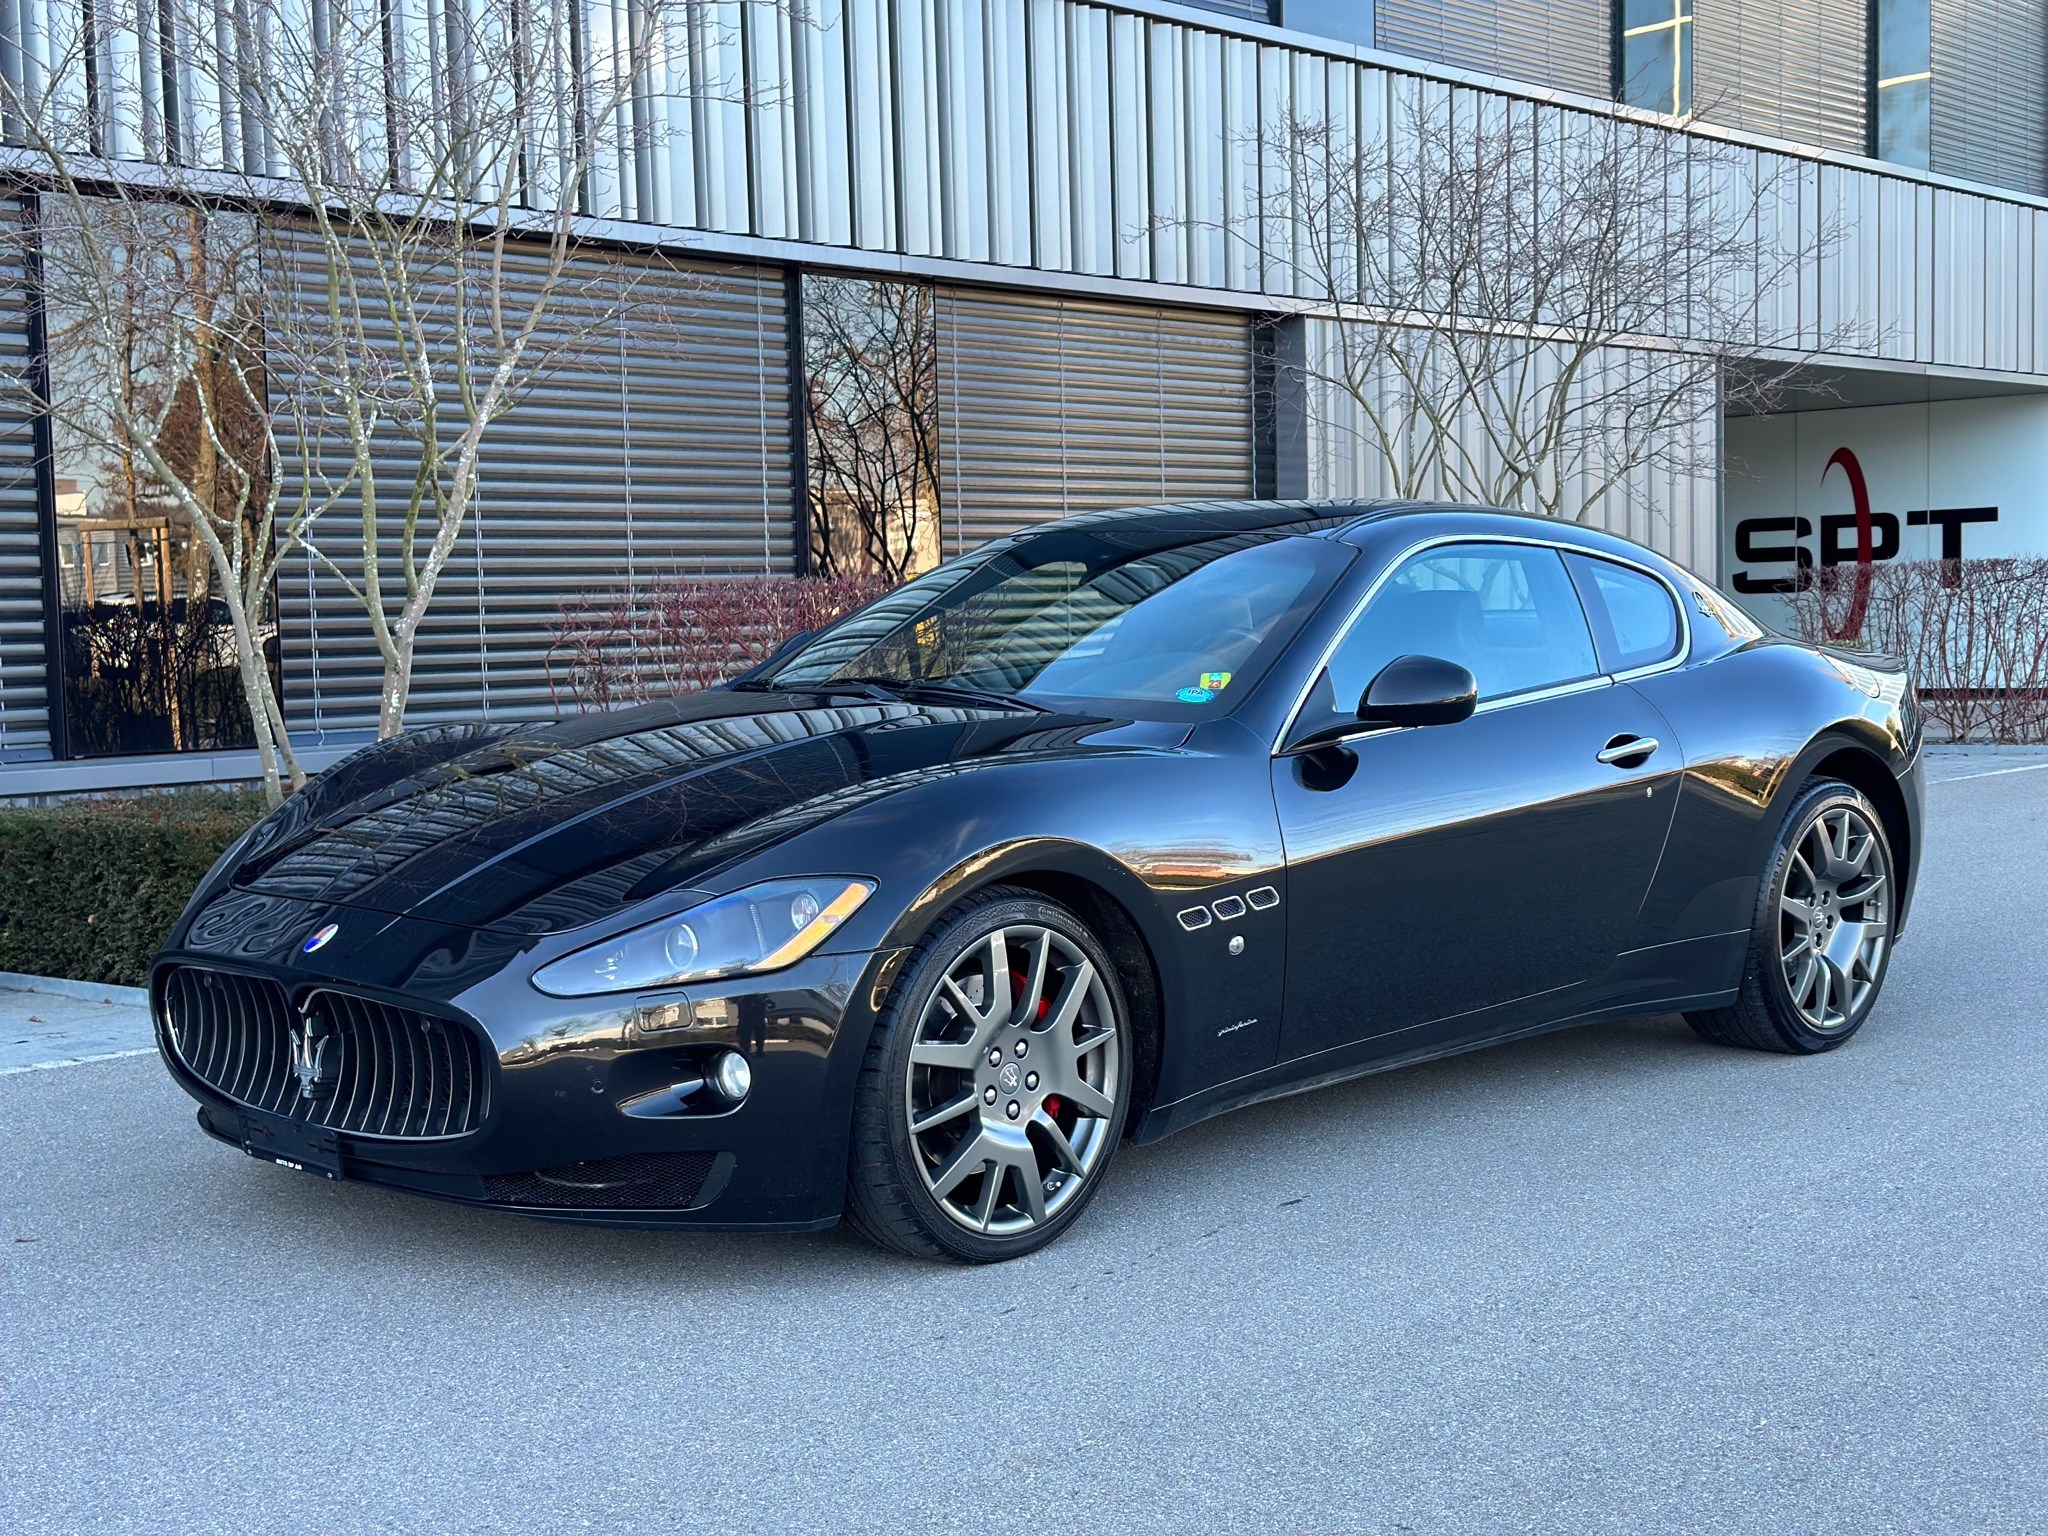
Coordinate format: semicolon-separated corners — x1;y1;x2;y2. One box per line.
531;877;875;998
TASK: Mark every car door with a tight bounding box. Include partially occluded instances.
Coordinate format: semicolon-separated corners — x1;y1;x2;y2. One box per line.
1271;540;1680;1065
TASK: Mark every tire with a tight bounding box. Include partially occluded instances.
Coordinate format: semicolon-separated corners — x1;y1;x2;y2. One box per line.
1686;777;1898;1054
844;886;1133;1262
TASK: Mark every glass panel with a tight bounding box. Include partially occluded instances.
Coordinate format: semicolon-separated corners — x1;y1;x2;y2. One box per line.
801;275;942;582
40;200;275;757
1271;0;1372;48
1572;555;1682;671
762;530;1352;719
1617;0;1692;115
1308;542;1599;729
1873;0;1932;169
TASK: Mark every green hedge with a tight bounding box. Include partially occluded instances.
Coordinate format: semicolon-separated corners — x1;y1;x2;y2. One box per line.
0;790;269;987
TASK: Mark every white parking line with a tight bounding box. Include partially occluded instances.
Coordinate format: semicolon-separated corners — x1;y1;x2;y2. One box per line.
0;1046;158;1077
1937;760;2048;783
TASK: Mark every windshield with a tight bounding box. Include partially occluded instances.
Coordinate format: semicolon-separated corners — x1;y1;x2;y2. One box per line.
759;529;1352;718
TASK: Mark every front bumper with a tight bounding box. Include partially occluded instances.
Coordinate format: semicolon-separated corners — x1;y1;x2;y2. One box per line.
155;942;904;1231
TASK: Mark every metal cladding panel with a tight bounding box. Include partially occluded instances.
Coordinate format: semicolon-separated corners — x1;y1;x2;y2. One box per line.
1932;188;1989;370
936;289;1254;554
1373;0;1610;97
0;204;50;761
1181;0;1269;19
1875;175;1934;362
271;235;791;736
1695;1;1869;157
1299;321;1720;573
1931;0;2048;195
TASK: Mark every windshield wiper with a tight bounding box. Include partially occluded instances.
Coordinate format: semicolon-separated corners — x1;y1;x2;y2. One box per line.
887;679;1050;713
740;675;1046;713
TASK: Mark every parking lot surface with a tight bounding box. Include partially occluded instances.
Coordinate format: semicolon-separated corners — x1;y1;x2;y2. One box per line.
3;758;2043;1535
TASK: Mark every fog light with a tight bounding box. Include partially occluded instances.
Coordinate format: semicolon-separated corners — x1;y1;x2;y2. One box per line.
710;1049;752;1103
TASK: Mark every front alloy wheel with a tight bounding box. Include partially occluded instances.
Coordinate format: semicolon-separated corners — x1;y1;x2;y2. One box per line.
846;889;1131;1261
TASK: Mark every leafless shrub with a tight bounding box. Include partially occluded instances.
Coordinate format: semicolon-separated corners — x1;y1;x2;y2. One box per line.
1782;560;2048;743
548;574;895;711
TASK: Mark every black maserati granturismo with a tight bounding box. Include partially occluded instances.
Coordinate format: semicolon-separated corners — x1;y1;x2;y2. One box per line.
153;500;1922;1261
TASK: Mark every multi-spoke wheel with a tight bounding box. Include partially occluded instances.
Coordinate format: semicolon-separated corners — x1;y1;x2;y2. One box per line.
1688;778;1898;1053
845;888;1132;1261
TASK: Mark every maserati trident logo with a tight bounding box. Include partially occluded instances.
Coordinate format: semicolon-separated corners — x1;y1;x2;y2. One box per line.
290;1016;336;1102
302;922;340;954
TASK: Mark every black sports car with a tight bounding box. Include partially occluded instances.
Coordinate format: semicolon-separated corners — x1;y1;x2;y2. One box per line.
153;501;1923;1262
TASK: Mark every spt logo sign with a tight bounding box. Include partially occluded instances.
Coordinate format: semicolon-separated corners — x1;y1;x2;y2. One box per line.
1731;444;1997;636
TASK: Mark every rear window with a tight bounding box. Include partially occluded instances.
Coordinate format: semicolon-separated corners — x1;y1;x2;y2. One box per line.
1567;554;1683;673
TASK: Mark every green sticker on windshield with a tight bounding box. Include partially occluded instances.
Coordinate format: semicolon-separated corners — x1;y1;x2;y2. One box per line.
1200;671;1233;691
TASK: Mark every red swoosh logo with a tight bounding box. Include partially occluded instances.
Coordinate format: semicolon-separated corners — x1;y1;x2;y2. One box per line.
1822;446;1874;639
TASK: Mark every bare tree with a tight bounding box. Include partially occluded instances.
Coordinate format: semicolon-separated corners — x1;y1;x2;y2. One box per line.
1;0;734;746
803;276;943;582
1258;91;1857;524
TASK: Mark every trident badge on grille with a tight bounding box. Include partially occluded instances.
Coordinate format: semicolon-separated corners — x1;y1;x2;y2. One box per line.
289;1014;337;1103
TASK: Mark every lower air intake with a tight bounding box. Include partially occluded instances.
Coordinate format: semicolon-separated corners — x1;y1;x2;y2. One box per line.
484;1152;721;1210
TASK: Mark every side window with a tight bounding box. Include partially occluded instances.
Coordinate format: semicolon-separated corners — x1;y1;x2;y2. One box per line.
1567;555;1684;672
1302;543;1600;735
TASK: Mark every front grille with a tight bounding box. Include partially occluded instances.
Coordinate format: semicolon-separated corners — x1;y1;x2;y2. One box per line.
484;1152;719;1210
160;966;491;1140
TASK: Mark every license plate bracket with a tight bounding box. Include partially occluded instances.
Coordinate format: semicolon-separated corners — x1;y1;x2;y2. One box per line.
240;1113;343;1180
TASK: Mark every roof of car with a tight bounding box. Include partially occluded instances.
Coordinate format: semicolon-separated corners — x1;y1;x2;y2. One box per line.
1019;499;1679;571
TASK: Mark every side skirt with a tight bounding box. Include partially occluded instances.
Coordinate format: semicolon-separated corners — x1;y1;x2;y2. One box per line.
1130;987;1741;1146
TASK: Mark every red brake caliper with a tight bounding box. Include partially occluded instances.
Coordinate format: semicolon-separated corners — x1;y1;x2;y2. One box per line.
1014;973;1063;1125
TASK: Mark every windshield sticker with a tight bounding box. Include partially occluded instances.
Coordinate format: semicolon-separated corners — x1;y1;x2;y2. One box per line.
1199;671;1233;691
1176;685;1215;704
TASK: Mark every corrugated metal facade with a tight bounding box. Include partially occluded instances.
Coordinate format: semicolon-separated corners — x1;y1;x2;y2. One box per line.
270;235;793;738
1373;0;1611;99
0;0;2037;366
1931;0;2048;194
1694;0;1870;156
1300;320;1722;576
0;201;49;762
936;291;1255;554
0;0;2042;779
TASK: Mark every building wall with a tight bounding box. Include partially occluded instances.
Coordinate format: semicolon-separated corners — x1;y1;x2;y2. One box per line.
3;0;2043;371
1724;395;2048;629
1300;321;1722;575
267;237;798;740
0;203;48;763
936;289;1255;554
1;0;2046;781
1373;0;1611;98
1694;0;1870;157
1931;0;2048;193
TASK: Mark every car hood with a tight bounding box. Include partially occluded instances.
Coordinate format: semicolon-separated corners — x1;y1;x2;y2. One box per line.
224;691;1178;936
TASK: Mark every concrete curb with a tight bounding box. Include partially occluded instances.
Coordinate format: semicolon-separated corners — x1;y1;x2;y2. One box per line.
0;971;149;1007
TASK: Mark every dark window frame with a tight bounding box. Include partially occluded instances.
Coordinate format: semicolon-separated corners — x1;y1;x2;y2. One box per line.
1869;0;1932;168
1565;551;1686;674
1614;0;1694;116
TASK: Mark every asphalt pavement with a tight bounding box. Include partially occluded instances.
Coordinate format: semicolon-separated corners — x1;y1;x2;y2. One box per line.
4;753;2045;1534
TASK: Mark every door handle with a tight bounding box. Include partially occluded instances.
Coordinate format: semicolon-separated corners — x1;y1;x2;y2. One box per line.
1597;734;1659;766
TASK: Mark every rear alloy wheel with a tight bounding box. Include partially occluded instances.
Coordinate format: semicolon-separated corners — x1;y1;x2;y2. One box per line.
1687;778;1896;1053
845;889;1131;1262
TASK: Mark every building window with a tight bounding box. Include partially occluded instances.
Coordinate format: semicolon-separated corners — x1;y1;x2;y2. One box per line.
800;275;942;582
1872;0;1932;168
1617;0;1693;115
38;201;276;757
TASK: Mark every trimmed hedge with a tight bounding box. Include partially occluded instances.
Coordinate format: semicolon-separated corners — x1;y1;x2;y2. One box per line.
0;790;268;987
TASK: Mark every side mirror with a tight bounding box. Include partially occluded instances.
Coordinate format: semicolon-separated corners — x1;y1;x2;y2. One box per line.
1357;654;1478;729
